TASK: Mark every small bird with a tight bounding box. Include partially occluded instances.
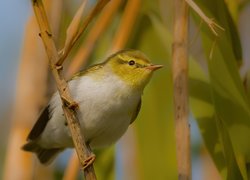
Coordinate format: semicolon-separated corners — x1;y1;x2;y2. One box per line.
22;49;163;165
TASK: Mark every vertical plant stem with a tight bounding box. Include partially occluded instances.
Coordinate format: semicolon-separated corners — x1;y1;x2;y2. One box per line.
110;0;141;53
31;0;96;179
63;151;80;180
2;16;48;180
172;0;190;179
66;0;122;77
58;0;111;65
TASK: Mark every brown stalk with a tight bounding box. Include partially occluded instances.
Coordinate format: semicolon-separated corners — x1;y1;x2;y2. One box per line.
57;0;111;66
66;0;122;76
3;1;63;179
172;0;191;180
63;151;80;180
109;0;141;53
3;16;49;180
31;0;97;179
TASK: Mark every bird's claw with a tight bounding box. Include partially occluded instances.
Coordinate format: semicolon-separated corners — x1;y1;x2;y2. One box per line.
55;64;63;70
82;154;96;170
68;101;79;110
61;96;79;110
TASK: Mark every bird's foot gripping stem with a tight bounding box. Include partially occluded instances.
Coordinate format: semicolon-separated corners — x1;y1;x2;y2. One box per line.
82;154;96;170
61;95;79;110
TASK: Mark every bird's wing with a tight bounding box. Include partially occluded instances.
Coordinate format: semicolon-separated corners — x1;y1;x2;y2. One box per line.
130;98;141;124
27;105;51;140
70;63;104;80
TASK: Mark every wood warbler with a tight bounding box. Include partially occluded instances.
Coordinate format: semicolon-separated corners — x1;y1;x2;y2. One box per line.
22;49;163;164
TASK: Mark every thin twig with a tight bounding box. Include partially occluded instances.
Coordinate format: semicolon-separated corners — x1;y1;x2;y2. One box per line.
31;0;96;179
63;0;87;57
185;0;224;36
57;0;111;66
172;0;191;179
66;0;122;77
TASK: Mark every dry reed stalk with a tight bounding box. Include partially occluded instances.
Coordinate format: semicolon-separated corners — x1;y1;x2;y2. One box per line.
109;0;141;53
63;0;87;59
172;0;191;179
66;0;122;76
2;16;48;180
57;0;111;65
63;151;80;180
3;1;64;179
48;0;63;42
34;2;63;178
31;0;97;179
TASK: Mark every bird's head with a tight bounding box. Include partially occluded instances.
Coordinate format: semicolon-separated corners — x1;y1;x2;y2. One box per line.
105;50;163;90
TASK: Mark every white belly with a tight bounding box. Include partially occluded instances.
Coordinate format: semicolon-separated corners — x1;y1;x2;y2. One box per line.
39;74;141;149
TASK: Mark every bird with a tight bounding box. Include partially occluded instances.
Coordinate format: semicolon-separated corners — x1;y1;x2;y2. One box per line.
22;49;163;165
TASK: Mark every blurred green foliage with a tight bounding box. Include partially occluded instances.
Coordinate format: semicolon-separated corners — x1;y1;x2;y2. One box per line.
4;0;250;179
90;0;250;179
190;0;250;179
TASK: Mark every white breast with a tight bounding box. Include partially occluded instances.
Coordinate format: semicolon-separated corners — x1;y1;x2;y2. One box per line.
39;71;141;149
74;73;141;148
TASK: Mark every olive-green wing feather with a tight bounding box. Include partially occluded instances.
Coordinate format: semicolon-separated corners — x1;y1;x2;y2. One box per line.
130;98;141;124
70;63;104;80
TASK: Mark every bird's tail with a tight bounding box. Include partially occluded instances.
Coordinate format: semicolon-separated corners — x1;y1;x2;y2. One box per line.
22;141;63;165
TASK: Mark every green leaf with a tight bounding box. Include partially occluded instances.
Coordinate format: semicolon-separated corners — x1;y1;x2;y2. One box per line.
192;0;250;179
189;59;243;179
189;59;226;178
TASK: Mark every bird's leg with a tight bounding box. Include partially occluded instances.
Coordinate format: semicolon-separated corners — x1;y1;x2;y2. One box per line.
61;95;79;110
82;154;96;170
55;64;63;70
82;143;96;170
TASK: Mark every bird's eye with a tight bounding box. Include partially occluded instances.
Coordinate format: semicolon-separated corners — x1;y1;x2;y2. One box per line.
128;60;135;66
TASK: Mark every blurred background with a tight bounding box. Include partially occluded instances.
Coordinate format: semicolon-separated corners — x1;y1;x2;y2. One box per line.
0;0;31;172
1;0;250;180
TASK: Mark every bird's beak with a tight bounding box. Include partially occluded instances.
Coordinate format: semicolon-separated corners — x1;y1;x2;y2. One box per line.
145;64;164;71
